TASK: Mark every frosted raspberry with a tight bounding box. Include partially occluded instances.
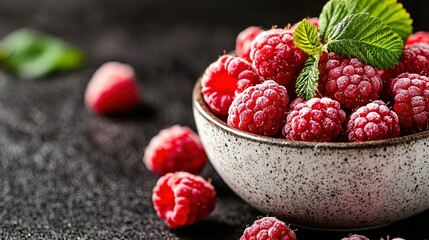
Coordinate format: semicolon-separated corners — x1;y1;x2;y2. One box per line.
85;62;140;115
382;43;429;86
202;55;260;115
152;172;216;228
341;235;369;240
391;73;429;131
289;98;306;111
406;31;429;47
283;97;346;142
250;28;307;86
236;26;264;61
240;217;296;240
318;52;383;109
347;101;400;142
290;17;319;31
144;125;207;176
227;80;289;136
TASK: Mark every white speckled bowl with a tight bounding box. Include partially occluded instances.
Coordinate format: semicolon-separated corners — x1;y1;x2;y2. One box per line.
192;79;429;230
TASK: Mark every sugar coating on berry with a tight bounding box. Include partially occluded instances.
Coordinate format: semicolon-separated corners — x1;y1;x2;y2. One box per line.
406;31;429;47
283;97;346;142
250;28;307;86
383;43;429;84
144;125;207;176
85;61;140;115
227;80;289;136
318;52;383;109
391;73;429;131
347;101;400;142
240;217;296;240
341;234;369;240
152;171;216;228
236;26;264;61
202;55;260;115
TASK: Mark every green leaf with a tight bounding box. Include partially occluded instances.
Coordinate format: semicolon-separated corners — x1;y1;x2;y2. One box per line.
326;13;403;69
0;28;85;79
293;19;322;56
296;55;320;100
344;0;412;41
318;0;349;43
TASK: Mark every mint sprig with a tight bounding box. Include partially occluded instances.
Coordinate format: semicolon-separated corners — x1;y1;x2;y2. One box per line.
326;13;404;69
318;0;348;43
0;28;85;79
293;19;322;56
296;55;320;100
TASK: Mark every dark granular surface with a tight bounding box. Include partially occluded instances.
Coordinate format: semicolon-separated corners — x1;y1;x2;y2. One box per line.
0;0;428;239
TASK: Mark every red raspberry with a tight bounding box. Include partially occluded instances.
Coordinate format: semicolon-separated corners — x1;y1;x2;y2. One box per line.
290;17;319;31
240;217;296;240
152;171;216;228
201;55;260;115
250;28;307;86
406;31;429;47
318;52;383;109
85;62;140;115
382;43;429;85
144;125;207;176
347;101;400;142
283;97;346;142
236;26;264;61
227;80;289;136
341;235;369;240
391;73;429;131
289;97;306;111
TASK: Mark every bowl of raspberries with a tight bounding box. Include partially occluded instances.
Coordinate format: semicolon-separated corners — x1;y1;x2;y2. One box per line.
193;0;429;230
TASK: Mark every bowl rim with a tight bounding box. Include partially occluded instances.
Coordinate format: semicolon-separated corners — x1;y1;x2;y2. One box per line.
193;78;429;149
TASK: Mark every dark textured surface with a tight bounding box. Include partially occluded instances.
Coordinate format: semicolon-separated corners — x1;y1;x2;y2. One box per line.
0;0;428;239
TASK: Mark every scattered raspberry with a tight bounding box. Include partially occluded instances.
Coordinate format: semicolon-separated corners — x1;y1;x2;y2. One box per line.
347;101;400;142
250;28;307;86
236;26;264;61
283;97;346;142
290;17;319;30
143;125;207;176
382;43;429;86
289;98;306;111
318;52;383;109
391;73;429;131
85;62;140;115
406;31;429;47
201;55;260;115
341;234;369;240
152;171;216;228
240;217;296;240
227;80;289;136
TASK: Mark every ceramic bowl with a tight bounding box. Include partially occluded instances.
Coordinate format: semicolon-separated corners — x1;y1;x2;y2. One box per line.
192;78;429;230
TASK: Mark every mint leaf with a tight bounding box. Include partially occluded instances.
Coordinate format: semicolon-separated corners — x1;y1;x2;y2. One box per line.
344;0;412;41
296;55;320;100
293;19;322;56
318;0;348;43
0;28;85;79
326;13;403;69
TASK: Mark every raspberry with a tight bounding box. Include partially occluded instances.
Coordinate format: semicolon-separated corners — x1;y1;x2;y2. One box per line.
250;28;307;86
406;31;429;47
290;17;319;31
391;73;429;131
143;125;207;176
85;62;140;115
227;80;289;136
318;52;383;109
347;101;400;142
283;97;346;142
383;43;429;85
240;217;296;240
152;171;216;228
201;55;260;115
341;235;369;240
236;26;264;61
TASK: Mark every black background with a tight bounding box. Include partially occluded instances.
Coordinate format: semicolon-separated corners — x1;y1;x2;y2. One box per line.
0;0;428;239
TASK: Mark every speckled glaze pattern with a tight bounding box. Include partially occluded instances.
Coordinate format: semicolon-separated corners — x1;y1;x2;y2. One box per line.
192;79;429;230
